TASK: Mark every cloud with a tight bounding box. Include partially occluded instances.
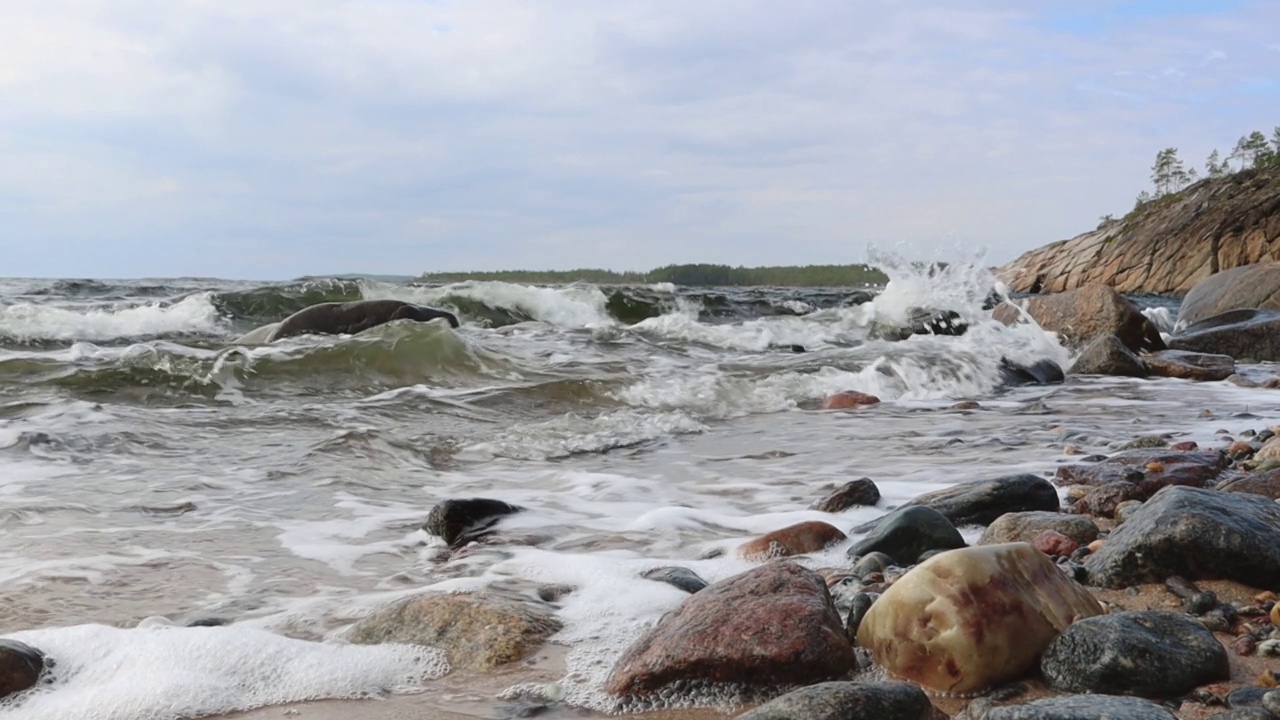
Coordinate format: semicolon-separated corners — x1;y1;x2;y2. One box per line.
1;0;1278;279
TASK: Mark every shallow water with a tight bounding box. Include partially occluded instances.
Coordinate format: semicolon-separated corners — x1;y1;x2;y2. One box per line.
0;267;1272;719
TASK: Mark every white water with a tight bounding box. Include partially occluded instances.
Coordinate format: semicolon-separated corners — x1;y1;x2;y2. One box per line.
0;294;226;342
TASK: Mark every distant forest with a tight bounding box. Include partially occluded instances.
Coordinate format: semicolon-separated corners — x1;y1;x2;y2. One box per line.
421;263;889;287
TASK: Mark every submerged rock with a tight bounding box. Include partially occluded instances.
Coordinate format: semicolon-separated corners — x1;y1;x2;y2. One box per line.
993;283;1165;353
810;478;881;512
738;521;847;560
985;695;1176;720
856;542;1104;696
888;474;1060;527
1070;335;1148;377
978;511;1099;547
846;505;966;566
346;590;561;670
1084;485;1280;590
1142;349;1235;381
735;681;933;720
1040;610;1229;697
0;639;46;700
998;358;1065;386
821;391;881;409
605;561;852;697
641;566;708;594
423;498;524;549
1169;309;1280;362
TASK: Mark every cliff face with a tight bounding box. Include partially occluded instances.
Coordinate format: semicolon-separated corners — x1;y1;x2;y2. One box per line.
996;166;1280;295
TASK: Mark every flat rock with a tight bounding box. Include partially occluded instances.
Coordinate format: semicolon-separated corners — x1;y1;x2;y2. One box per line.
978;511;1099;547
1040;610;1229;697
810;478;881;512
1216;468;1280;500
1071;481;1146;518
1069;335;1148;377
856;542;1104;696
1053;449;1227;494
605;561;853;697
641;566;708;594
1142;349;1235;381
1177;263;1280;327
0;639;46;700
985;695;1176;720
734;681;933;720
1169;309;1280;361
1084;485;1280;590
346;590;561;671
846;505;966;566
876;474;1060;528
423;498;523;549
993;284;1165;353
739;521;847;560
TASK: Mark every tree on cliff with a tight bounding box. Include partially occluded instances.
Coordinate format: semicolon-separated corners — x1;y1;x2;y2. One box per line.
1230;131;1272;170
1205;150;1229;178
1150;148;1195;198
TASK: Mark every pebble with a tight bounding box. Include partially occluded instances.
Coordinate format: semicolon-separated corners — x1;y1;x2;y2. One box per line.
641;566;708;594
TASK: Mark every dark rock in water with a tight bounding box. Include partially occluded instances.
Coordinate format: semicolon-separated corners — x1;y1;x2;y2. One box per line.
978;511;1099;546
0;638;46;700
1040;610;1229;697
984;695;1176;720
850;551;894;577
1217;468;1280;500
346;589;561;670
641;566;708;594
789;344;806;353
1072;481;1146;518
844;593;875;643
810;478;881;512
1143;349;1235;381
993;283;1166;353
423;498;523;548
1053;449;1227;493
738;521;847;560
846;505;966;566
1070;335;1148;377
821;391;881;409
841;290;876;307
605;561;853;697
606;290;663;325
882;474;1060;528
185;617;232;627
1084;485;1280;590
1169;309;1280;361
735;681;933;720
909;308;969;337
1177;264;1280;326
998;358;1065;386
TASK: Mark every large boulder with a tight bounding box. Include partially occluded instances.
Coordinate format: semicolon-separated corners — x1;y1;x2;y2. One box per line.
1168;309;1280;361
345;590;561;670
977;511;1099;546
1216;469;1280;500
1069;335;1148;377
985;695;1176;720
846;506;966;566
1176;262;1280;327
1053;449;1227;494
867;474;1060;529
605;561;853;697
993;284;1165;353
855;543;1104;696
738;521;846;560
1084;485;1280;590
1039;610;1229;697
0;639;46;700
1142;349;1235;381
734;681;934;720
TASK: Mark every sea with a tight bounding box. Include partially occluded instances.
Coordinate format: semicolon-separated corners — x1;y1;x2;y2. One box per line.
2;261;1278;720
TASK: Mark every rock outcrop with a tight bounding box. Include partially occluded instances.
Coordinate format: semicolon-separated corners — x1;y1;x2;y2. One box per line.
1176;261;1280;326
993;284;1164;352
996;166;1280;295
1167;309;1280;361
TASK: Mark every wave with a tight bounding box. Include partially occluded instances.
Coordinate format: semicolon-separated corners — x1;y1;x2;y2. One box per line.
0;294;227;345
211;279;365;324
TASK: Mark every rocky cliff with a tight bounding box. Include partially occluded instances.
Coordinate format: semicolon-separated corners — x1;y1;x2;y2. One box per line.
996;166;1280;295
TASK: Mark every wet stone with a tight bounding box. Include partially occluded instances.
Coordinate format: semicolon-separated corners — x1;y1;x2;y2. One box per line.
1227;686;1269;708
423;498;524;549
844;592;875;644
1143;349;1236;381
1217;469;1280;500
738;521;847;560
881;473;1059;527
1053;449;1227;492
851;551;894;577
1069;335;1148;377
985;695;1176;720
978;511;1099;546
810;477;881;512
846;505;966;566
734;681;933;720
641;566;708;594
0;639;46;700
1071;481;1145;518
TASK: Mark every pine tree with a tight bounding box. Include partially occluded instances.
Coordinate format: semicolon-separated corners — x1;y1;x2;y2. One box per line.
1150;148;1180;197
1206;149;1228;178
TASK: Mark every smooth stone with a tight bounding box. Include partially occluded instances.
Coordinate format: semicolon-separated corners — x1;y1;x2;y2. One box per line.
0;639;46;700
851;551;894;577
345;590;561;670
605;561;853;697
1169;309;1280;362
846;505;966;566
993;283;1165;353
856;542;1104;696
822;391;881;409
1031;530;1078;557
1113;499;1144;524
1070;335;1149;377
735;681;933;720
423;498;524;549
1084;485;1280;590
1072;481;1146;518
1177;263;1280;326
810;478;881;512
1040;610;1229;697
641;566;708;594
1227;686;1269;708
872;473;1060;528
984;695;1176;720
1143;349;1236;381
1053;449;1227;494
978;511;1099;546
998;358;1066;386
844;593;875;643
1217;469;1280;500
738;521;847;560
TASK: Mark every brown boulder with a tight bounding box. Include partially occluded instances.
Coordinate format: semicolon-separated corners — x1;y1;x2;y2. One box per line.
605;561;853;696
1053;449;1227;494
1073;481;1147;518
856;543;1104;695
810;478;881;512
346;590;561;671
1070;335;1148;377
994;284;1164;353
978;511;1099;547
738;521;847;560
1168;309;1280;361
1142;349;1235;381
1217;469;1280;500
0;639;45;700
1177;262;1280;327
1033;530;1080;557
822;391;881;409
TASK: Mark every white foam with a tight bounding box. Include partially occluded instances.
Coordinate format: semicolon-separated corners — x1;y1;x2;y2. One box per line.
363;281;615;329
1143;305;1177;338
456;409;707;461
0;294;225;342
0;623;447;720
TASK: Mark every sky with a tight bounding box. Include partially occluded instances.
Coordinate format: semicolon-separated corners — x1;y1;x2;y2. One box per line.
1;0;1278;280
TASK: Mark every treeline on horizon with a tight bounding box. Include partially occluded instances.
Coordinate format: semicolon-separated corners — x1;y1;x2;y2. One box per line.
421;263;889;287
